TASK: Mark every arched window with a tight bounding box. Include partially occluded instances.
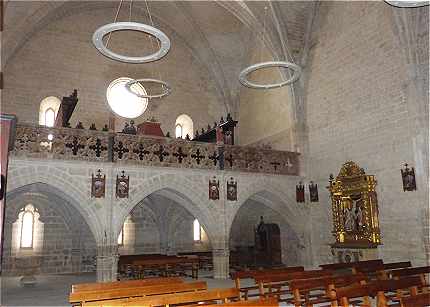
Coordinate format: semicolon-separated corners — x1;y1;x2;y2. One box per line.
39;97;61;126
193;219;201;242
175;114;193;139
44;108;55;127
118;228;124;246
175;124;183;138
20;205;35;249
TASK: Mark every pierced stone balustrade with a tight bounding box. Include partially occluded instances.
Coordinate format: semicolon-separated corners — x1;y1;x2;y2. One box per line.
11;124;300;175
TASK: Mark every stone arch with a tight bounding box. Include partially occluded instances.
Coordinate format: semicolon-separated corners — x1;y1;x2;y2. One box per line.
6;182;100;244
6;164;104;243
115;174;218;244
227;179;306;239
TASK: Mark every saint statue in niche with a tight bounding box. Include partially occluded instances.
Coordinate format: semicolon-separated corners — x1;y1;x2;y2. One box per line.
343;195;364;233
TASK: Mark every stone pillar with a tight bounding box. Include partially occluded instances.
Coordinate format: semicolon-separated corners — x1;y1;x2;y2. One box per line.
96;244;118;282
212;248;230;279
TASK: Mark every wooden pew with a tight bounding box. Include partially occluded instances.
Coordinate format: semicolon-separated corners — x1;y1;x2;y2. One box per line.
289;273;368;307
72;277;183;293
198;297;279;307
399;292;430;307
70;281;207;305
319;259;383;273
254;269;333;302
231;266;304;299
328;275;423;307
355;261;412;280
131;257;199;279
82;287;240;307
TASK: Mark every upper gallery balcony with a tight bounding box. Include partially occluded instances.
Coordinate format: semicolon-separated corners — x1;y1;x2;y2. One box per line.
12;124;300;176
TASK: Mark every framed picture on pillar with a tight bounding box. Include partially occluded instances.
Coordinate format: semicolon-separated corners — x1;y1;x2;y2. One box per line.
91;169;105;198
116;171;129;198
209;176;219;200
226;177;237;201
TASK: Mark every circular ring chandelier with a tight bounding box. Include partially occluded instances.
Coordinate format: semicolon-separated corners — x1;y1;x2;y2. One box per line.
125;78;172;99
92;22;171;64
385;0;429;7
239;61;302;89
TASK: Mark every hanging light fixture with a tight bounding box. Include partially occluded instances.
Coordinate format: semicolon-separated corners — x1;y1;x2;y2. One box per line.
385;0;429;7
239;6;302;90
93;0;171;118
92;0;170;64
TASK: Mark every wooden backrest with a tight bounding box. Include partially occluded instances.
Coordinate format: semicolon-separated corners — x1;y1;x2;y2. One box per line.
231;266;304;280
319;259;383;271
198;297;279;307
400;292;430;307
382;261;412;270
255;269;332;284
72;277;183;293
329;275;423;307
289;272;367;292
82;287;240;307
70;281;207;304
390;266;430;278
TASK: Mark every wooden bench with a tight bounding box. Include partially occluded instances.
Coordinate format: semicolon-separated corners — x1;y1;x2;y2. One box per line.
72;277;183;293
198;297;279;307
131;257;199;279
320;259;383;274
70;281;207;305
390;266;430;285
82;287;240;307
355;261;412;280
254;269;333;302
399;292;430;307
328;275;423;307
289;273;368;307
231;266;304;299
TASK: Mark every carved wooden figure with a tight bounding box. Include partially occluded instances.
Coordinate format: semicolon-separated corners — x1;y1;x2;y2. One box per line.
209;176;220;200
116;170;129;198
91;169;105;198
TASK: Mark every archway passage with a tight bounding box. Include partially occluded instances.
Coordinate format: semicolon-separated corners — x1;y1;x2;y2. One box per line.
117;189;212;279
2;183;97;276
229;195;302;270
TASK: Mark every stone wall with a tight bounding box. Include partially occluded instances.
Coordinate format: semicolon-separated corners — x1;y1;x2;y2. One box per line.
2;7;224;136
2;191;96;275
304;2;429;266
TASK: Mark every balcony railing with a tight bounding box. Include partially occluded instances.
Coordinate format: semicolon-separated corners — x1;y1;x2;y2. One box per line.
12;124;300;176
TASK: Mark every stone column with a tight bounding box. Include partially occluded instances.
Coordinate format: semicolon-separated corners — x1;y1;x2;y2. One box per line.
212;247;230;279
96;244;119;282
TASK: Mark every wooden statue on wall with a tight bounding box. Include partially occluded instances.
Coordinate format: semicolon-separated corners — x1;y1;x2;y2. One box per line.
209;176;219;200
226;177;237;201
309;181;319;202
296;181;305;203
401;163;417;191
91;169;105;198
116;170;129;198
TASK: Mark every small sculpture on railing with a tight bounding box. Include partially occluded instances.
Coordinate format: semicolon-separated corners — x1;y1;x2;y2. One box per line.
102;124;109;132
122;121;137;135
89;123;97;131
76;122;84;129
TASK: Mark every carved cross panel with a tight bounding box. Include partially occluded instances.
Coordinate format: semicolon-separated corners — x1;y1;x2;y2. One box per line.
113;141;129;160
225;154;234;167
153;145;169;162
133;143;150;161
191;149;205;165
89;138;107;158
208;151;219;166
66;137;85;155
173;147;188;164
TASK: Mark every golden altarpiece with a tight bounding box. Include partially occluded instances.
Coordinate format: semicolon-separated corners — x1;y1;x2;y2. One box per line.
328;161;381;263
